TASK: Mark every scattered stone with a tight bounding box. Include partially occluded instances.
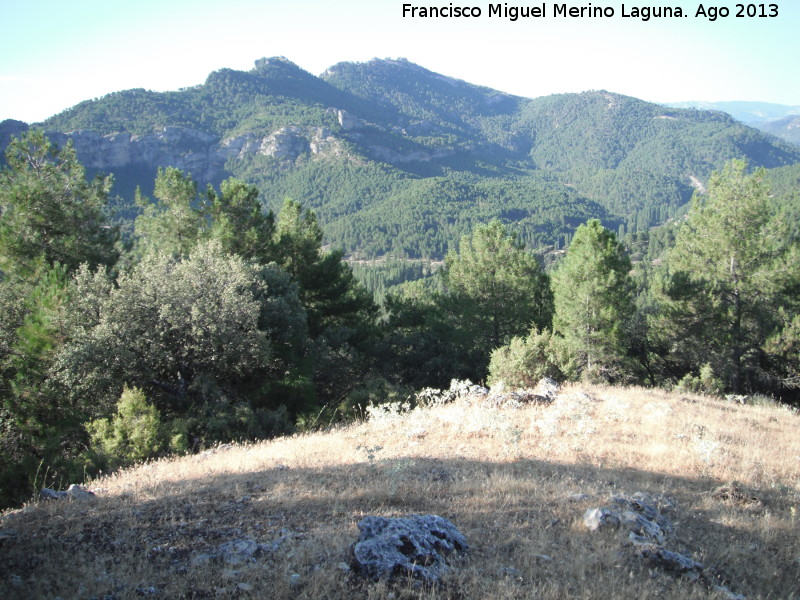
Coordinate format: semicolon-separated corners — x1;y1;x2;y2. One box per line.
568;493;590;502
236;583;254;592
725;394;749;404
288;573;302;587
531;553;553;562
416;379;489;406
485;377;560;407
218;538;261;565
40;484;96;501
337;561;351;572
633;542;704;578
352;514;468;584
582;493;744;599
533;377;560;402
40;487;68;500
189;536;281;567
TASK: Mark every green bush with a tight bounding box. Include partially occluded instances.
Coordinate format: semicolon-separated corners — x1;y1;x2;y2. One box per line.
86;386;163;469
201;402;294;444
487;328;571;389
675;363;724;396
339;377;412;421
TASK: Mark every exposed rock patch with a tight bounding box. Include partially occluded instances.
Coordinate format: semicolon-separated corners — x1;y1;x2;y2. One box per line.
351;514;468;583
583;492;744;599
40;484;96;502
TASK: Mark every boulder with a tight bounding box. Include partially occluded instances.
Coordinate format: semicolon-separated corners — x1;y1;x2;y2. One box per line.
352;514;468;583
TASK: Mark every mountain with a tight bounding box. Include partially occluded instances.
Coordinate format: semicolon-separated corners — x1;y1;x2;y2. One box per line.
668;100;800;124
669;101;800;146
4;57;800;259
758;115;800;146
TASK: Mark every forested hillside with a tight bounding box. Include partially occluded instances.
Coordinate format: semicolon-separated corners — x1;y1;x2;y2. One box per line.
3;56;798;260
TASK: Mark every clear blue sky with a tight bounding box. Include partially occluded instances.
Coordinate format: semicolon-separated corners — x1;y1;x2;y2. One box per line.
1;0;798;123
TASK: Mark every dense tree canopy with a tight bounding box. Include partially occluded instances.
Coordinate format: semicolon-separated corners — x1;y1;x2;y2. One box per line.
54;241;306;417
1;130;799;511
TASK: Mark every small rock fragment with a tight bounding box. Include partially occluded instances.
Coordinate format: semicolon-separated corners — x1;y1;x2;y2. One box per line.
583;507;621;531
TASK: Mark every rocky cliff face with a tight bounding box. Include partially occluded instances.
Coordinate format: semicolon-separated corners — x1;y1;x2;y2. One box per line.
1;121;350;182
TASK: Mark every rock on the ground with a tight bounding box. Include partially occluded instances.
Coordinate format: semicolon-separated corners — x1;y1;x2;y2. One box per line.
582;492;745;599
352;514;468;583
39;484;95;501
583;507;622;532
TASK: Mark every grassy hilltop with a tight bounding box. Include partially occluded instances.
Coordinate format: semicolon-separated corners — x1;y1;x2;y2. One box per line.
1;383;798;599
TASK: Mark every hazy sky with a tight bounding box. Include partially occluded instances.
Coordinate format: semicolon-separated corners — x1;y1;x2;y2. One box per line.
1;0;798;123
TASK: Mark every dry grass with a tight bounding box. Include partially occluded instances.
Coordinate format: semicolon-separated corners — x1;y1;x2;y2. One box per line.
1;383;799;599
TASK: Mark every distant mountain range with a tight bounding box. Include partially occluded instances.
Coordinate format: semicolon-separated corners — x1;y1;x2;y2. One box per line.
2;57;799;259
668;101;800;145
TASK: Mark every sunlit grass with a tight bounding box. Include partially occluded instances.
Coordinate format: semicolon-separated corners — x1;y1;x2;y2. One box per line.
2;383;799;598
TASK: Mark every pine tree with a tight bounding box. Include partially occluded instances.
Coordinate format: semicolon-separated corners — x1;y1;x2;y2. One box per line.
0;130;118;276
208;178;275;263
664;159;798;393
552;219;634;380
272;199;375;338
443;220;552;351
133;167;207;258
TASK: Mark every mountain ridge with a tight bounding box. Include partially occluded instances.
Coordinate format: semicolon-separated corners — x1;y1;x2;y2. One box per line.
3;56;799;259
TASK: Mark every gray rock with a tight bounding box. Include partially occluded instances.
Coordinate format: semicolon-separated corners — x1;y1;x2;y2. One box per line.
67;484;96;501
532;377;560;401
218;538;260;565
584;493;745;598
619;510;666;545
583;507;621;531
40;484;95;501
40;487;68;500
414;379;488;406
634;543;703;578
485;377;560;407
352;514;468;583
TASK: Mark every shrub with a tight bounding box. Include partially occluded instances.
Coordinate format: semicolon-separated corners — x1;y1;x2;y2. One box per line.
338;377;412;422
86;386;163;468
201;402;294;444
487;328;570;389
675;363;724;396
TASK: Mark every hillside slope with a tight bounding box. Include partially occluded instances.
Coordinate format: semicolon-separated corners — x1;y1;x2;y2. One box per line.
1;383;798;599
